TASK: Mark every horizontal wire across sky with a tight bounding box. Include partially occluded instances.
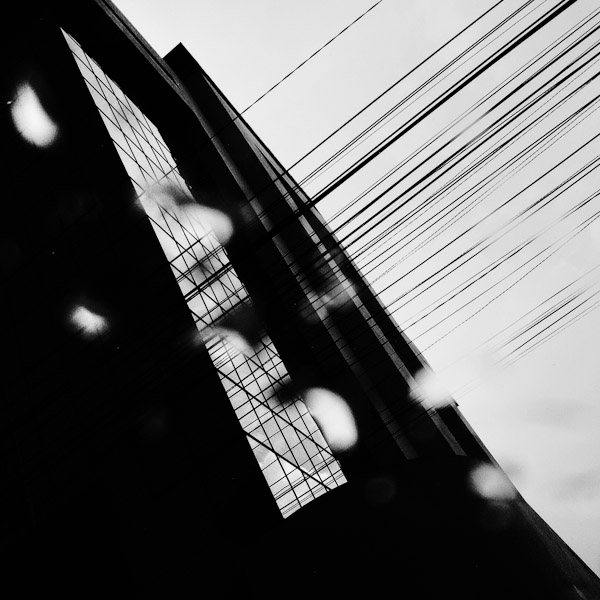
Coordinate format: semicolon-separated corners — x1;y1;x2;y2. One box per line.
109;0;600;574
239;0;600;399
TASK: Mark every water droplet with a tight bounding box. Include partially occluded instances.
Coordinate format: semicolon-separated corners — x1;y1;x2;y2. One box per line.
10;83;58;147
217;327;254;355
303;388;358;452
187;204;234;245
69;305;108;338
411;368;452;408
145;183;234;244
469;463;517;501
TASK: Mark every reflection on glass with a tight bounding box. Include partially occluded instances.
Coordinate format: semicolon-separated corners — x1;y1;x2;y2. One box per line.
62;29;346;516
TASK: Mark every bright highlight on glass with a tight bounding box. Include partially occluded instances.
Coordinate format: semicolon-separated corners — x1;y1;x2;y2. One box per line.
469;463;517;501
10;83;58;147
412;368;452;408
70;305;108;338
62;31;346;517
146;183;234;245
216;327;254;356
194;325;254;356
304;388;358;451
187;204;234;245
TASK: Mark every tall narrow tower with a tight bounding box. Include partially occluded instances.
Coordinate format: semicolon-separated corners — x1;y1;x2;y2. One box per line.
2;1;599;598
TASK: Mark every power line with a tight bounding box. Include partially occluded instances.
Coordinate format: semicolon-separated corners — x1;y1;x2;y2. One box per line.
358;78;600;288
296;0;521;188
381;152;600;314
268;0;600;412
286;0;507;175
244;0;516;225
400;108;600;333
166;3;596;408
241;0;385;115
310;68;600;312
331;6;600;258
219;3;596;366
262;93;600;392
342;10;600;249
342;46;600;269
452;278;600;398
430;262;600;370
307;0;579;206
416;193;600;349
243;0;584;283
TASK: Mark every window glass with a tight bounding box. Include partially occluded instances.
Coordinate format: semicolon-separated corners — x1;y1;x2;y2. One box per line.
62;29;346;516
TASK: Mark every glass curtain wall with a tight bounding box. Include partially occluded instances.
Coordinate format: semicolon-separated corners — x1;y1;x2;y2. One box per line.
62;30;346;516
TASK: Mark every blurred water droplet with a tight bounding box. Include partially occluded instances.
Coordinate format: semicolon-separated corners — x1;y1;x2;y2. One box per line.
303;388;358;452
469;463;517;501
145;183;234;244
218;327;254;355
69;305;108;338
411;368;452;408
188;205;234;245
194;324;253;356
10;83;58;147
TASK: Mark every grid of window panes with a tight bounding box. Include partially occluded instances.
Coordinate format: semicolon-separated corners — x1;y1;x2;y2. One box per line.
63;30;346;516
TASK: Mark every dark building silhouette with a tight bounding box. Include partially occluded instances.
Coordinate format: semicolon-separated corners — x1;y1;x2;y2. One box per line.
2;1;599;598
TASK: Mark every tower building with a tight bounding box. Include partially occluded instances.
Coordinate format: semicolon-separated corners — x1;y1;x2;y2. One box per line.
2;1;599;598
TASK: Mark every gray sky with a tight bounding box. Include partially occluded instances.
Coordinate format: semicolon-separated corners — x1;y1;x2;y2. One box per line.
112;0;600;575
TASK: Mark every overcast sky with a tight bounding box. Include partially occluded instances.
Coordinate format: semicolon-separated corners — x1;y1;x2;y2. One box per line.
112;0;600;575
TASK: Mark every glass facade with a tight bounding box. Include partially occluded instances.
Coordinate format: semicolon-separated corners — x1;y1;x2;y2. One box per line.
62;30;345;516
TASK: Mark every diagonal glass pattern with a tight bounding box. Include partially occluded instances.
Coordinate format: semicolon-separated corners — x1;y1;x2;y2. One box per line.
62;30;346;516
